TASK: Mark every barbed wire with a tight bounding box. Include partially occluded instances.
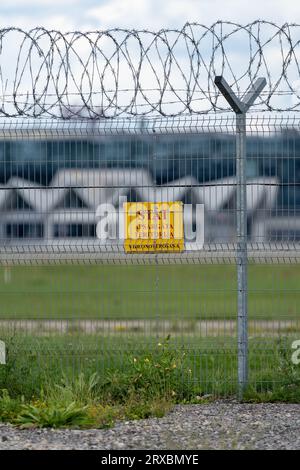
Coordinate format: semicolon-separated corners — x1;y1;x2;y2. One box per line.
0;21;300;119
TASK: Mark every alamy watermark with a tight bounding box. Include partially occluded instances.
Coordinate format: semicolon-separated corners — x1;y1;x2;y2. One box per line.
291;340;300;365
0;340;5;365
95;197;205;250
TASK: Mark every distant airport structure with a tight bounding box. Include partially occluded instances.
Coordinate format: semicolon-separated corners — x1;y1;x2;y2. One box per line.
0;169;279;244
0;130;299;246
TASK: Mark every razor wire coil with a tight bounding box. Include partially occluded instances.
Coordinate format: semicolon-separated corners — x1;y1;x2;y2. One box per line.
0;21;300;118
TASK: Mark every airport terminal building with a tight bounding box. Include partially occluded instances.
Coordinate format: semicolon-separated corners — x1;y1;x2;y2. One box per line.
0;129;299;245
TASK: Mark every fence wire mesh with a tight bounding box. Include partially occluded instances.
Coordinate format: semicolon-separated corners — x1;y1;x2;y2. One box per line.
0;113;299;396
0;21;300;397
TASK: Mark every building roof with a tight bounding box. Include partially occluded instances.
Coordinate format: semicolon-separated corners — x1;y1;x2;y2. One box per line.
0;169;279;214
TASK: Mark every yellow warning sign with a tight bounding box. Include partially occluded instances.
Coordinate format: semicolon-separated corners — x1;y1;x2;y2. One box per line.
124;202;184;253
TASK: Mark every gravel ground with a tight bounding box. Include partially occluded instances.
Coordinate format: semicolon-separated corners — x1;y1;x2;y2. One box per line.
0;401;300;450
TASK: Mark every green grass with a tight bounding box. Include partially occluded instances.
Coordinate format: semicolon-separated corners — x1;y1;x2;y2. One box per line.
0;333;299;399
0;334;299;428
0;264;299;320
0;336;194;428
0;263;299;427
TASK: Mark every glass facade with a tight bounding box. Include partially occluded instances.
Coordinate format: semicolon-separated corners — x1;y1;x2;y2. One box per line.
0;130;300;213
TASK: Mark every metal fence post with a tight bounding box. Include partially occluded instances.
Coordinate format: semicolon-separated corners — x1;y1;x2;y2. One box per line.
214;76;266;398
236;112;248;396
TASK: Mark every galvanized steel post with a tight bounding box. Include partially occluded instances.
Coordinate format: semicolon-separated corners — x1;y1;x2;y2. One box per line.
214;76;266;398
236;112;248;396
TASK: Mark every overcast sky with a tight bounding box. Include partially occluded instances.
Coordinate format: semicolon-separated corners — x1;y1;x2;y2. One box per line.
0;0;299;31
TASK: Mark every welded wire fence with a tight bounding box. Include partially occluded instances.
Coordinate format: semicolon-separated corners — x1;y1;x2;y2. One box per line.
0;114;299;396
0;21;300;397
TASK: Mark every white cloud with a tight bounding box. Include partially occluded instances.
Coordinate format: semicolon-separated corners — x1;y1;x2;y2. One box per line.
0;1;95;31
1;0;80;7
0;15;77;31
86;0;300;30
1;0;299;32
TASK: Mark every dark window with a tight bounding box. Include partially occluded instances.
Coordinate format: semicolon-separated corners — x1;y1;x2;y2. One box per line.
6;223;44;239
268;229;300;242
53;223;96;238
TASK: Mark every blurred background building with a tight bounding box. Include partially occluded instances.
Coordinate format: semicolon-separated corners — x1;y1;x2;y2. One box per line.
0;128;299;246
